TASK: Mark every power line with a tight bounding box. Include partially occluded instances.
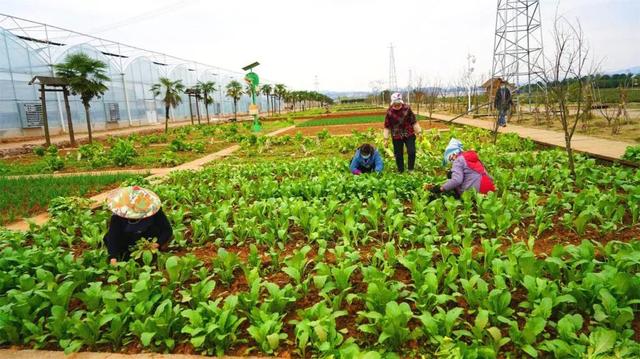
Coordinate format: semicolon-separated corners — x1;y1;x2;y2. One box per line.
87;0;199;34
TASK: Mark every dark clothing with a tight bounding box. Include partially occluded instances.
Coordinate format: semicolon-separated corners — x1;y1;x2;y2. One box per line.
498;108;508;126
494;87;513;111
351;163;374;174
384;105;417;140
428;186;460;201
392;136;416;172
103;208;173;261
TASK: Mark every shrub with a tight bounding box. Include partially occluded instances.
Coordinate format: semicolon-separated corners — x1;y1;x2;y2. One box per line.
33;146;46;157
120;175;151;188
140;133;168;147
317;128;330;140
159;151;180;167
190;141;206;153
245;134;258;146
44;153;65;171
170;138;190;152
77;143;108;168
109;139;137;167
623;145;640;163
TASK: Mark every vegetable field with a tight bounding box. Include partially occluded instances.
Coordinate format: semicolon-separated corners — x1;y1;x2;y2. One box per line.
0;173;140;225
0;120;291;176
0;127;639;357
298;115;426;128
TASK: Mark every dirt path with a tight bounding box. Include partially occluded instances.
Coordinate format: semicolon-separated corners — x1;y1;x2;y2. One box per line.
279;121;447;137
3;126;295;231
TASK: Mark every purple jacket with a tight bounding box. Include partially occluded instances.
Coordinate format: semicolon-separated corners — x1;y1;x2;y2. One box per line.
442;155;492;195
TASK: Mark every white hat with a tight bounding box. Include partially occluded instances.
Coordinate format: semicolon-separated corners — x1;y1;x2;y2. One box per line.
390;92;404;105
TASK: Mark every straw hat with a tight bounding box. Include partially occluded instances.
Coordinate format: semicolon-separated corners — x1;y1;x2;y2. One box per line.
106;186;161;219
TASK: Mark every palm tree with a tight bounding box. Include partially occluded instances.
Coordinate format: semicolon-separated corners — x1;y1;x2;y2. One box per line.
260;84;272;116
225;80;243;121
196;81;216;124
151;77;185;133
55;53;110;144
274;83;287;114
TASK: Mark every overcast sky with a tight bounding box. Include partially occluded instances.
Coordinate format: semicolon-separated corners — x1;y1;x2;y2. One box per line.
2;0;638;91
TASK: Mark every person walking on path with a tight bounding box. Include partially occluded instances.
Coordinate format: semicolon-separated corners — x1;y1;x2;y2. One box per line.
103;186;173;265
428;138;496;198
350;143;383;175
383;92;421;173
494;81;513;127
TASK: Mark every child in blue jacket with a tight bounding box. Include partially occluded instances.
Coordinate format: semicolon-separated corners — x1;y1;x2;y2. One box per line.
350;144;383;175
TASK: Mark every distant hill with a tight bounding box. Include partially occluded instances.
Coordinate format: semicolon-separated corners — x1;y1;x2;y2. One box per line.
606;66;640;75
323;91;371;100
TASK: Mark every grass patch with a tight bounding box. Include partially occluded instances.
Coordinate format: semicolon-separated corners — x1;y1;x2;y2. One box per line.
0;173;140;225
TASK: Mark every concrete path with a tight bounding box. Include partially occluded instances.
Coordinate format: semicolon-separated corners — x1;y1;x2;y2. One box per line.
428;112;635;162
0;349;260;359
3;126;295;231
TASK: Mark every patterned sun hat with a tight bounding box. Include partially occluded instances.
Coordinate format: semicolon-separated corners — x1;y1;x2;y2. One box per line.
106;186;161;219
390;92;404;105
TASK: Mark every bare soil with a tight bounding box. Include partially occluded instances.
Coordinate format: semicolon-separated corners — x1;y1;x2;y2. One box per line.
271;110;386;122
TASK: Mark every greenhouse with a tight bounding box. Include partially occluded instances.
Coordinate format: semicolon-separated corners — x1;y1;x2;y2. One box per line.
0;14;272;139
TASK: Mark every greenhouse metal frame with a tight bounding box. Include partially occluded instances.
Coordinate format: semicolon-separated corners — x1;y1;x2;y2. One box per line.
0;13;274;138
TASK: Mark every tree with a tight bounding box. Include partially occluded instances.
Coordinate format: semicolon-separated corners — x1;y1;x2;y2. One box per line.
151;77;185;133
424;81;442;126
543;16;596;178
225;80;243;121
196;81;216;124
55;53;110;144
274;83;287;114
260;84;273;116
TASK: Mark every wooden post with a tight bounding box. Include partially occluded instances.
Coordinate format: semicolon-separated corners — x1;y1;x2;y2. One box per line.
195;94;201;125
188;94;194;125
63;87;76;146
40;84;51;147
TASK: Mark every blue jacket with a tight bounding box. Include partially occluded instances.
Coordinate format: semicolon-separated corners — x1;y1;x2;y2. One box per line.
350;149;384;173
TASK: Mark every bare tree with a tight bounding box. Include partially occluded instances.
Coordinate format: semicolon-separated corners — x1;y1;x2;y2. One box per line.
580;79;594;131
412;77;425;114
618;77;631;125
424;80;442;126
543;15;597;178
594;77;621;134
